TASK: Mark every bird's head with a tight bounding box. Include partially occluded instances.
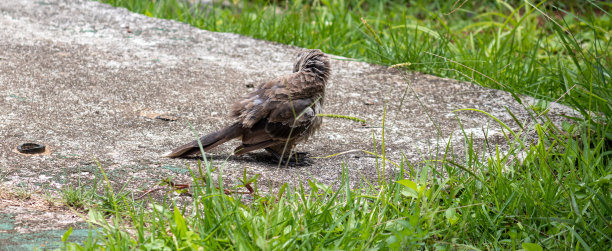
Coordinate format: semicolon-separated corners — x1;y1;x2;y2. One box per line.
293;49;331;81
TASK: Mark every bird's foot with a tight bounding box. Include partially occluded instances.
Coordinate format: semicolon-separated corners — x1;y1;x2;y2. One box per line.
280;153;312;166
284;152;312;166
265;148;312;166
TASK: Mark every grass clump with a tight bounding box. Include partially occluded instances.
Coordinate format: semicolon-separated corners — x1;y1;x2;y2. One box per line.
62;185;89;209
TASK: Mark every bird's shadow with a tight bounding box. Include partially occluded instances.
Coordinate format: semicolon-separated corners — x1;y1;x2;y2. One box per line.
175;151;312;168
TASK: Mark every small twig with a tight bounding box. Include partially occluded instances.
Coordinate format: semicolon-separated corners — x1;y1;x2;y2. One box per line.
136;179;192;200
223;189;251;195
445;0;468;16
136;186;165;200
244;183;254;194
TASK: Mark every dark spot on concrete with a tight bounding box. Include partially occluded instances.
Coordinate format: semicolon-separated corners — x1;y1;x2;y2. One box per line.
17;143;46;154
155;114;179;121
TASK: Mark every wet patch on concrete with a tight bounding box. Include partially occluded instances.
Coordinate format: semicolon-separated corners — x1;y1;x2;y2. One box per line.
0;185;89;250
0;228;91;251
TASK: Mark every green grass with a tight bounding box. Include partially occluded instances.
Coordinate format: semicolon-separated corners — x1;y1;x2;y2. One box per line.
62;184;89;209
59;0;612;249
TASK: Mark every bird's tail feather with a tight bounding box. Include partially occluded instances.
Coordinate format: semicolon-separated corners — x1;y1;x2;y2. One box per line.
163;123;243;158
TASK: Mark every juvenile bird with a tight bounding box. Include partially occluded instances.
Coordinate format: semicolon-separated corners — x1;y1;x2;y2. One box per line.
164;49;331;164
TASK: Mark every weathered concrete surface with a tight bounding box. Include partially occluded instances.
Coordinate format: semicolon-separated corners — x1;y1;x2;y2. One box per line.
0;0;577;246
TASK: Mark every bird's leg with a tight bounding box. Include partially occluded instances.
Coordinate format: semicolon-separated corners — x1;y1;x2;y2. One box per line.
265;145;311;166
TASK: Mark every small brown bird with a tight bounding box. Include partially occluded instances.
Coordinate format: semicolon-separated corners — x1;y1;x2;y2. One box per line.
164;49;331;164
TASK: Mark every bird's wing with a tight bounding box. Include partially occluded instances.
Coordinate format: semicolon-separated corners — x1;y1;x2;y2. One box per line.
267;98;316;127
241;98;317;145
231;76;293;128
